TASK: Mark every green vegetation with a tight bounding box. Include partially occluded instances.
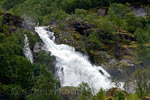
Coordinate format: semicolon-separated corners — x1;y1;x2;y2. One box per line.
0;11;61;100
0;0;150;100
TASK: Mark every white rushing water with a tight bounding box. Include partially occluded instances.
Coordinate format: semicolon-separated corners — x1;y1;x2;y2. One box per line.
35;26;114;93
23;34;33;63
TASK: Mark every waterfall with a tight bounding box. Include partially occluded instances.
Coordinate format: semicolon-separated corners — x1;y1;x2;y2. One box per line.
35;26;114;93
23;34;33;63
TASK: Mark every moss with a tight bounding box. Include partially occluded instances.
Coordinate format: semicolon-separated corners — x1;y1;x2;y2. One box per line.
71;31;81;41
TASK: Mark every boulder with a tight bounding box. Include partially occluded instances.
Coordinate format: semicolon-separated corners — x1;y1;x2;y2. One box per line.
141;97;150;100
97;8;108;16
59;86;80;100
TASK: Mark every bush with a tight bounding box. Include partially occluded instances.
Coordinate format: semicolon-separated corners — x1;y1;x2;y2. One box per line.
93;88;105;100
125;13;144;33
74;9;87;18
1;84;23;100
35;51;56;74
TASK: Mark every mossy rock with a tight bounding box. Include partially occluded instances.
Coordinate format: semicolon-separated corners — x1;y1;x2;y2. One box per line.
141;97;150;100
60;86;80;100
105;96;114;100
105;88;128;97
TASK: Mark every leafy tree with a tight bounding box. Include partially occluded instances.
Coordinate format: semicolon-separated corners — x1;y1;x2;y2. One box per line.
125;12;144;33
1;84;23;100
133;70;150;98
35;51;56;74
93;88;105;100
75;82;92;100
26;66;61;100
134;28;149;44
10;56;34;90
74;9;87;18
108;3;131;19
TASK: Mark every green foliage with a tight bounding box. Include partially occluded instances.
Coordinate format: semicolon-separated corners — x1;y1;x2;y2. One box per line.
10;56;34;89
1;84;23;100
26;66;61;100
74;9;87;18
93;88;105;100
75;82;92;100
48;10;69;21
133;70;150;98
108;3;131;19
115;91;126;100
134;28;149;44
24;31;38;49
35;51;56;73
136;24;150;67
125;13;144;33
108;3;130;29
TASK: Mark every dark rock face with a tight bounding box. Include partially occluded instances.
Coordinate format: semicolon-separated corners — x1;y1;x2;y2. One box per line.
3;13;23;28
72;20;94;36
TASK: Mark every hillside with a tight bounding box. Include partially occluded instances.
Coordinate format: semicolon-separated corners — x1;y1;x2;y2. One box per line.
0;0;150;100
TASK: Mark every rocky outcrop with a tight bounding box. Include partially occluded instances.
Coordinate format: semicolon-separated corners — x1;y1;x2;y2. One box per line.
105;88;128;97
59;86;80;100
141;97;150;100
3;13;23;28
50;19;137;82
97;8;108;16
72;19;94;36
132;7;147;17
22;16;37;31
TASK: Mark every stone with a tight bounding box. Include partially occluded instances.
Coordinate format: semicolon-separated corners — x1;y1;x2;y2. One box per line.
97;8;107;16
59;86;80;100
141;97;150;100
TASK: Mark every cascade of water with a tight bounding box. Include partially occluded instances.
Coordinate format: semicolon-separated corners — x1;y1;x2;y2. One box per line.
35;26;114;93
23;34;33;63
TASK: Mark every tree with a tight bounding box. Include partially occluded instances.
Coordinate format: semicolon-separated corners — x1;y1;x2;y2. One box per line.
26;66;61;100
108;3;131;20
10;56;34;90
35;51;56;74
134;28;148;44
74;9;87;18
125;12;144;33
93;88;105;100
133;70;150;98
75;82;92;100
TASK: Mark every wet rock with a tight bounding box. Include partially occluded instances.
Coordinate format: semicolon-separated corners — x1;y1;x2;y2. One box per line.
22;16;37;31
132;7;147;17
97;8;108;16
33;42;47;53
124;79;136;93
